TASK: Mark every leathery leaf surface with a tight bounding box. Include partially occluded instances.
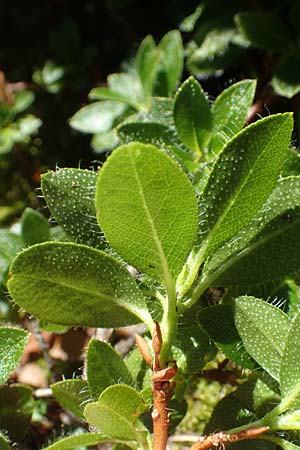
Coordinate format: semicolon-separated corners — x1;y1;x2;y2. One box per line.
202;176;300;287
7;242;153;329
96;142;198;286
84;384;147;441
197;113;293;259
41;168;103;248
234;296;290;381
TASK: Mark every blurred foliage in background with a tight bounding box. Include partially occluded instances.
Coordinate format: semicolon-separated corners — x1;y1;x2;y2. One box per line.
2;0;300;224
0;0;197;223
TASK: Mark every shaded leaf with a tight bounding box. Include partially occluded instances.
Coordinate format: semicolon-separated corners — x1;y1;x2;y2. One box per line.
42;433;113;450
8;242;153;329
187;27;246;76
234;296;290;381
0;230;23;284
51;379;90;419
204;176;300;287
41;168;103;248
235;11;291;52
87;339;132;400
0;327;29;384
0;433;10;450
271;47;300;99
21;207;50;246
199;304;256;369
0;384;33;441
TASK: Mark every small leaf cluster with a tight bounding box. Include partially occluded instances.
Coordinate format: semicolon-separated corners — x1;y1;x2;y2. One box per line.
0;86;41;155
184;0;300;98
69;30;183;153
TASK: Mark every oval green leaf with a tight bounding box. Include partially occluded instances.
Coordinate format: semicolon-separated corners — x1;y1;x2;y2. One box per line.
173;76;212;154
84;385;147;441
51;379;90;419
8;242;153;329
234;296;290;381
41;168;103;248
87;339;132;400
0;327;29;384
95;142;198;287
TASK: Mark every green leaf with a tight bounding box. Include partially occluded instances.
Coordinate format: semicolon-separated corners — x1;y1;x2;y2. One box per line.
180;4;204;32
136;35;160;100
234;296;290;381
42;433;112;450
0;327;29;384
91;130;119;153
117;121;183;153
0;433;10;450
280;314;300;404
0;230;23;284
210;80;256;153
173;76;212;155
174;305;217;372
205;394;255;434
203;176;300;287
84;385;147;441
0;384;33;441
8;242;153;329
199;304;256;369
136;97;174;127
158;30;183;96
69;100;130;134
51;379;90;419
271;47;300;99
12;90;35;115
86;339;132;400
21;207;50;246
263;437;300;450
235;11;291;52
234;372;280;417
187;27;246;76
41;168;103;248
198;113;293;259
96;142;198;286
89;73;144;109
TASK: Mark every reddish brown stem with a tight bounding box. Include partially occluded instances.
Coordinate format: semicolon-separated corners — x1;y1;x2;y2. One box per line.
189;426;270;450
152;381;172;450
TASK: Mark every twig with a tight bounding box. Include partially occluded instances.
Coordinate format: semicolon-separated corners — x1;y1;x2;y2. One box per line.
189;426;270;450
135;322;177;450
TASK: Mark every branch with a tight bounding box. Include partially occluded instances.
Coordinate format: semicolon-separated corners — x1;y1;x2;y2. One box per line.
189;426;270;450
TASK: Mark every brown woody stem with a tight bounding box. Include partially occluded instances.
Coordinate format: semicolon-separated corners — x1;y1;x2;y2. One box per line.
189;426;270;450
135;322;177;450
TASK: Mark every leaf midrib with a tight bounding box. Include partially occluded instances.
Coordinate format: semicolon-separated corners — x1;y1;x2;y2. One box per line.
10;272;142;320
129;151;173;292
204;216;300;287
202;116;288;257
